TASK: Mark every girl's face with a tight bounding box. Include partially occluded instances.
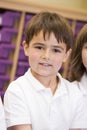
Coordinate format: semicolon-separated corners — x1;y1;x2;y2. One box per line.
82;42;87;69
23;31;70;78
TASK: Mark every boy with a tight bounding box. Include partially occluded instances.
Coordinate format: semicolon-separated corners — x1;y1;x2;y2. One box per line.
4;11;87;130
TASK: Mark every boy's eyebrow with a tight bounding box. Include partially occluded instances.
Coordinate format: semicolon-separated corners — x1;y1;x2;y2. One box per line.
32;42;44;45
53;45;65;50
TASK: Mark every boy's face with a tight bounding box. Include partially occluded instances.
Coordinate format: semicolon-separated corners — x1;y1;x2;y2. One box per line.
23;31;70;77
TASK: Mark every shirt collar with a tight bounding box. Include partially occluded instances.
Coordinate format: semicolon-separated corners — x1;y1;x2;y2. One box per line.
25;68;67;96
79;73;87;95
25;68;45;91
55;73;68;95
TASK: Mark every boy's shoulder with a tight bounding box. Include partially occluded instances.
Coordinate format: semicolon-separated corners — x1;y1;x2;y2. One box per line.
6;70;29;91
57;73;82;96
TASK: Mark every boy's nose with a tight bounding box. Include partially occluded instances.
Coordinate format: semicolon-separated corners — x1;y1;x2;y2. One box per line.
42;49;50;60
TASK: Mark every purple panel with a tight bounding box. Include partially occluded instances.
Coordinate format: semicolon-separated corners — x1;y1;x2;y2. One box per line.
0;11;21;27
0;28;18;42
0;59;12;74
0;44;15;59
19;46;28;61
0;75;10;90
24;13;34;29
26;14;33;21
74;21;87;38
16;61;29;76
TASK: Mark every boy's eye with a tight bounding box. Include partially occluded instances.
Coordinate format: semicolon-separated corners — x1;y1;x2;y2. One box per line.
53;48;62;53
35;46;44;50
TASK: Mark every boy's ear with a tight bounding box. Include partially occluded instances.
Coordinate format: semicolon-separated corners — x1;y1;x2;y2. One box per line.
22;41;29;56
63;48;72;62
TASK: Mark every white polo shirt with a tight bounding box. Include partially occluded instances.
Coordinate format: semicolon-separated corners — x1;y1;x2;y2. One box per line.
72;73;87;130
4;69;87;130
0;97;6;130
78;73;87;95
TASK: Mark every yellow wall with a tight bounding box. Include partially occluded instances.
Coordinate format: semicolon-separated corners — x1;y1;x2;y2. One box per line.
11;0;87;11
2;0;87;11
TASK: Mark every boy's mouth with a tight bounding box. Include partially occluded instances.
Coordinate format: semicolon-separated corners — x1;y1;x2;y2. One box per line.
39;62;52;67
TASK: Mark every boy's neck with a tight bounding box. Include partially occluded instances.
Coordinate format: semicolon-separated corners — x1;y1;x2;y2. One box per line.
38;76;59;95
31;70;59;95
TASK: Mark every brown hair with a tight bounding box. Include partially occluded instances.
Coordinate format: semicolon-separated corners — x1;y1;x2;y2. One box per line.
24;11;73;51
69;24;87;81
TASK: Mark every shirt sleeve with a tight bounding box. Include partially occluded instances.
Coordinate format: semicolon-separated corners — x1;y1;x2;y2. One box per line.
4;82;31;128
0;97;6;130
70;92;87;129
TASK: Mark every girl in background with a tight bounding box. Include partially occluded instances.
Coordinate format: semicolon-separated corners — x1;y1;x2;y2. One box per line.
69;24;87;98
69;24;87;129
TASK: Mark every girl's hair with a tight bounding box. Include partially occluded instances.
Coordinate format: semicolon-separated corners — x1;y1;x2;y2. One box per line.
69;24;87;81
24;11;73;51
